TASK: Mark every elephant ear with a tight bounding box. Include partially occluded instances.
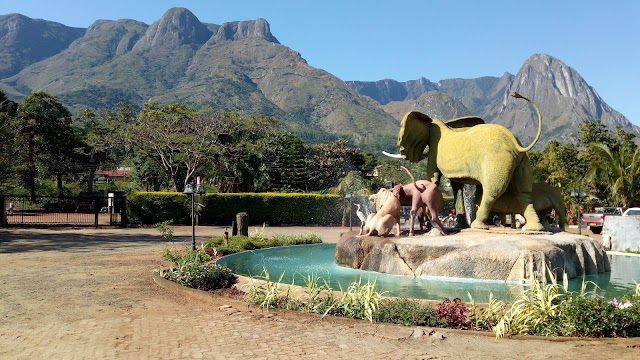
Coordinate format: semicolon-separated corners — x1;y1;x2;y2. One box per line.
445;116;485;129
398;111;433;163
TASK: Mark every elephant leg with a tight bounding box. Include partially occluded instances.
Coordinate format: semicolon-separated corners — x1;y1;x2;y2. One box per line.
452;182;469;229
473;174;512;230
519;197;544;231
554;197;567;231
537;210;551;229
512;157;544;232
472;190;501;230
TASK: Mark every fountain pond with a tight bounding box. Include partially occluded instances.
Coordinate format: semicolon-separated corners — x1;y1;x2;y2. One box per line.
217;243;640;303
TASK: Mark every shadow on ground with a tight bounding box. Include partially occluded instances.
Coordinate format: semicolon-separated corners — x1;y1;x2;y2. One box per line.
0;229;177;254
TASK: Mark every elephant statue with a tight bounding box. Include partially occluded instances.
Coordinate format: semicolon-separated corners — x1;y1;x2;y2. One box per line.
361;188;401;237
489;182;566;231
392;166;448;236
386;92;544;231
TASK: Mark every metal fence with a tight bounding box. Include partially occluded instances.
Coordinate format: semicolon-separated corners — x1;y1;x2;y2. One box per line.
1;194;126;227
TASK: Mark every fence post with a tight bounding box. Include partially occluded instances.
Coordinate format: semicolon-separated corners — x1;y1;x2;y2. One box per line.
94;195;100;227
0;194;6;227
120;194;128;227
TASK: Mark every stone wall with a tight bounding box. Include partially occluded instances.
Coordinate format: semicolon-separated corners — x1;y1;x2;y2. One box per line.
335;230;610;282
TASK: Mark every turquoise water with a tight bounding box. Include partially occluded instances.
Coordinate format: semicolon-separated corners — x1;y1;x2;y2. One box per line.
217;243;640;302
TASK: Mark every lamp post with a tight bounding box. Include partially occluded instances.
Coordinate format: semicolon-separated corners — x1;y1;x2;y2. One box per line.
184;177;206;251
571;188;587;235
345;193;352;231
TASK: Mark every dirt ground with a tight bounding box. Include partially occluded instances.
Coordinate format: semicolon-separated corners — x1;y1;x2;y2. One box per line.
0;225;638;359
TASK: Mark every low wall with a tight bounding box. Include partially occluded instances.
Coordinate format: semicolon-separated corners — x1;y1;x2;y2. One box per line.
603;216;640;251
335;230;610;282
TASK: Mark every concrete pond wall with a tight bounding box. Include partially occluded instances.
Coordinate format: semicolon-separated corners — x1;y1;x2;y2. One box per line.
603;216;640;251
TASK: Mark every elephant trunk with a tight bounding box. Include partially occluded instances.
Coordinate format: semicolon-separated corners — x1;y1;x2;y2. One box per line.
512;92;543;152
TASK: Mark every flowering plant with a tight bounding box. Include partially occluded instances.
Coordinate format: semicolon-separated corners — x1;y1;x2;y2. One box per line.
436;297;468;328
608;297;635;309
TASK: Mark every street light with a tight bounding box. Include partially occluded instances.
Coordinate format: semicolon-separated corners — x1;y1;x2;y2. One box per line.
184;177;206;251
344;193;352;231
571;188;587;235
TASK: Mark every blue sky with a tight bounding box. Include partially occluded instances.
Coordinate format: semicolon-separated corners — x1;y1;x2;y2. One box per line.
2;1;639;125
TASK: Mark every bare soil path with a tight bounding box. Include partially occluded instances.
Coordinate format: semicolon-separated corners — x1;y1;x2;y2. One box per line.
0;226;638;359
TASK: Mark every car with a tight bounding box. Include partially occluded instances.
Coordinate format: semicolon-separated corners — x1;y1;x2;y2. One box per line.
622;207;640;216
582;207;626;234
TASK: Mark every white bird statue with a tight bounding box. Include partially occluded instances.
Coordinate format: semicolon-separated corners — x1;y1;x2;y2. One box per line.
354;203;367;234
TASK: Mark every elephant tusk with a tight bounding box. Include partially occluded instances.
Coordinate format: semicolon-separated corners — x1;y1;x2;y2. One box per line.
382;151;404;159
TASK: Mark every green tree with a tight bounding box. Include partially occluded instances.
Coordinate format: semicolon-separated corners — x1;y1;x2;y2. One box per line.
76;103;137;192
204;113;279;193
14;92;76;199
586;142;640;207
577;119;639;206
0;90;19;191
128;103;217;192
305;139;375;191
251;131;309;192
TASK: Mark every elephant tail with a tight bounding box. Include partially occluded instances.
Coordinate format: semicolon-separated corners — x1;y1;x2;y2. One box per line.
512;92;542;153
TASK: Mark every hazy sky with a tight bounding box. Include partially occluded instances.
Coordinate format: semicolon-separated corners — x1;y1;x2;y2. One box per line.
2;1;639;125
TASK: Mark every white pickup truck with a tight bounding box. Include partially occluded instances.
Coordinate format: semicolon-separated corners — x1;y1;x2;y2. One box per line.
581;207;626;234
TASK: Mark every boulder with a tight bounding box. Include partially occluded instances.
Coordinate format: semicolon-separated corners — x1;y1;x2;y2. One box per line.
335;229;610;281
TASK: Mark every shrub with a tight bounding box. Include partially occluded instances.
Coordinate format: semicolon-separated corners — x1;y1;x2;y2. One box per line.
466;293;507;331
129;192;342;225
436;297;468;328
374;298;446;327
492;268;640;338
271;232;323;245
330;278;384;322
155;220;174;242
560;296;640;337
162;263;238;291
160;248;237;291
202;232;322;256
128;192;191;225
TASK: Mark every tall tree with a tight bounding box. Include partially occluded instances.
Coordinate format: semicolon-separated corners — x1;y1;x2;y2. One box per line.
14;92;75;200
206;114;279;193
577;119;638;206
251;131;309;192
77;103;137;192
0;90;19;191
305;139;374;191
586;142;640;207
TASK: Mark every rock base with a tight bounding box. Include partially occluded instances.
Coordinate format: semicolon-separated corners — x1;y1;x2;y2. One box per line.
335;229;610;281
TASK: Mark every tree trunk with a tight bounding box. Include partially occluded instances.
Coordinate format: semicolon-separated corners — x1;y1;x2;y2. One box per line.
87;166;96;193
57;173;63;198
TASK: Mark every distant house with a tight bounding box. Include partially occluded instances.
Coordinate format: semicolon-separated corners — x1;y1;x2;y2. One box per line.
94;167;131;182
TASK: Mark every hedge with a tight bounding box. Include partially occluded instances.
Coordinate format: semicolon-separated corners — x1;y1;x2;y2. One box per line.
127;192;343;226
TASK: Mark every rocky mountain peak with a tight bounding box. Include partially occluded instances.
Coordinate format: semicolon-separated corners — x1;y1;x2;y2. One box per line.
213;18;279;43
504;54;597;106
132;7;212;50
0;13;85;78
494;53;639;144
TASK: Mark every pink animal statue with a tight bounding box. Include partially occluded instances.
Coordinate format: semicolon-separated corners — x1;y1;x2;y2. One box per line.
393;166;448;236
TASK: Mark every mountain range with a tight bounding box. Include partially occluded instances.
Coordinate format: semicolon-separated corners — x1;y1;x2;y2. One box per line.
1;7;638;151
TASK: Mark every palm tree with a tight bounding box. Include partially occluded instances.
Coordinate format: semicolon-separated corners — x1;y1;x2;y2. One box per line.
586;142;640;207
